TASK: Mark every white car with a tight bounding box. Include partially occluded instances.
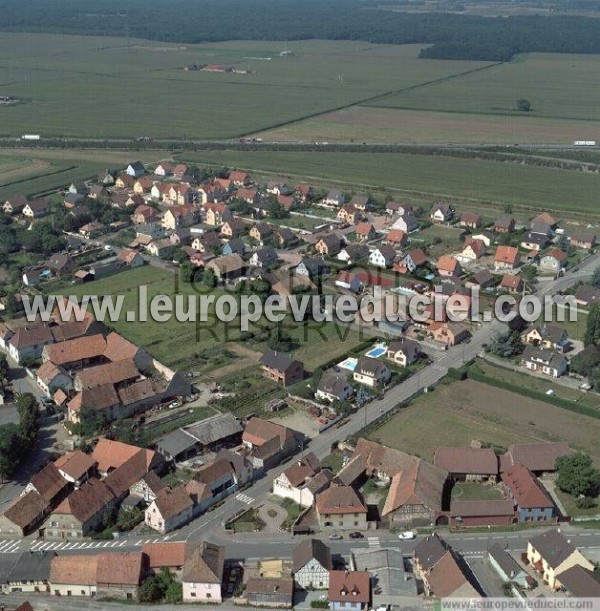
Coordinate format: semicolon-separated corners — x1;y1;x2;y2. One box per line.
398;531;416;540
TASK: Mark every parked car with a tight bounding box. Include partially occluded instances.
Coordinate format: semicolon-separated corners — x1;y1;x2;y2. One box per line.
398;531;416;540
349;532;364;539
328;533;343;540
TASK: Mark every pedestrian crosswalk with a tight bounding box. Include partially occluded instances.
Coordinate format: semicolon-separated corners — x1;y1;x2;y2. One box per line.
0;540;23;554
367;536;380;549
27;533;174;553
236;493;254;505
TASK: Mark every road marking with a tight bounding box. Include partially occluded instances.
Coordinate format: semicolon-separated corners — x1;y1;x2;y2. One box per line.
236;493;254;505
367;537;380;548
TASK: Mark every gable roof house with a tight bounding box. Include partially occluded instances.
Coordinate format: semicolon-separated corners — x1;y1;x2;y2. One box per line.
205;253;246;282
353;439;449;527
323;189;344;207
540;249;568;273
293;538;332;590
336;243;370;265
145;484;195;534
522;324;569;352
349;194;370;211
3;194;28;215
337;204;361;225
494;215;515;234
316;372;354;403
242;417;302;472
49;554;99;597
502;464;555;523
502;442;571;476
328;570;370;610
296;256;329;279
391;207;419;233
434;447;498;482
246;577;294;608
456;238;485;264
494;245;520;270
0;490;49;537
315;485;368;530
182;542;225;603
500;273;524;293
95;551;144;600
22;198;51;219
355;222;377;242
353;357;391;388
386;338;420;367
526;529;594;590
437;255;462;278
422;549;480;599
521;231;550;251
369;245;396;269
521;345;568;378
249;247;279;269
272;454;331;508
126;161;145;177
569;230;596;250
54;450;96;487
259;350;304;386
315;234;342;257
430;203;454;223
385;228;407;247
460;212;482;229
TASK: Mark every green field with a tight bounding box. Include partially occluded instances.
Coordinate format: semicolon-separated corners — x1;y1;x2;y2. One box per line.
55;266;365;371
368;53;600;122
0;34;489;140
368;378;600;462
0;149;163;199
181;150;600;214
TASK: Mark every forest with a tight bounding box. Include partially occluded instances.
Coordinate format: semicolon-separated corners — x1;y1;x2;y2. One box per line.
3;0;600;62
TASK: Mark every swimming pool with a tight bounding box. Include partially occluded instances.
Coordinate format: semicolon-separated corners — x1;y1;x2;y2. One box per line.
338;357;358;371
364;345;387;358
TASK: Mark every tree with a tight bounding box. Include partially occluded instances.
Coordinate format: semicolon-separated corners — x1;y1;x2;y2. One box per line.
570;348;600;377
520;265;537;284
77;406;108;438
16;393;40;444
517;98;532;112
202;267;217;289
584;303;600;346
0;424;23;481
591;268;600;288
556;452;600;497
179;260;195;284
138;575;163;603
486;330;524;358
0;354;9;390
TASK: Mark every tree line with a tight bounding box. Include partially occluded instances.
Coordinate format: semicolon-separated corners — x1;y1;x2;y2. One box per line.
3;0;600;62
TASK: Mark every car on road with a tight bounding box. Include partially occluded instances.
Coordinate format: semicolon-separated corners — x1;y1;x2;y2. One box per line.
328;533;343;540
349;532;364;539
398;531;416;540
104;244;113;251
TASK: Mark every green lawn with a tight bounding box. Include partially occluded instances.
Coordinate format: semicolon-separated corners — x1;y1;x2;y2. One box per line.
181;150;600;214
555;489;600;519
451;482;504;502
0;34;489;139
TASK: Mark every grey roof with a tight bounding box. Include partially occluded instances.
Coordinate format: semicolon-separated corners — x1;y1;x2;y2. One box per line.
343;244;370;259
352;547;416;600
529;530;577;568
414;535;447;572
557;565;600;597
8;551;56;582
305;469;333;494
297;257;328;276
260;349;298;372
293;538;332;573
254;247;278;263
156;428;198;459
469;269;494;285
317;373;352;398
523;232;549;246
355;357;388;377
387;338;420;361
530;220;552;235
495;215;515;229
334;454;366;487
521;345;567;370
184;412;243;447
488;544;526;580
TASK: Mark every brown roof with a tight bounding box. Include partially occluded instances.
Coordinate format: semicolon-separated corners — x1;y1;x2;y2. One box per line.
293;538;332;573
414;534;447;571
1;490;47;530
461;212;481;225
500;274;523;289
434;447;498;476
451;499;515;518
557;565;600;597
243;417;294;449
67;384;119;413
246;577;294;598
282;462;316;488
30;462;68;503
437;255;460;273
53;477;116;523
75;359;139;389
328;570;370;604
9;324;54;349
529;529;577;568
142;542;187;569
46;334;106;365
153;485;193;520
426;550;477;598
96;552;143;586
495;245;519;265
50;554;98;585
92;439;158;473
103;332;139;362
36;361;65;385
195;457;235;486
54;450;96;481
505;442;571;472
182;543;224;584
316;485;367;515
386;229;406;244
502;464;554;509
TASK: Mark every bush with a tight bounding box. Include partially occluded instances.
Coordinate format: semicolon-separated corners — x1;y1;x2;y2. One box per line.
575;496;596;510
311;601;329;609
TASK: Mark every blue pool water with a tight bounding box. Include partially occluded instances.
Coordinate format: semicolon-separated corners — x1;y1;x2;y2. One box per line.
364;346;386;358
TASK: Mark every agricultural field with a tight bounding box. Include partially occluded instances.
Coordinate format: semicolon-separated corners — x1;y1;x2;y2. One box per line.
0;148;163;200
0;34;490;140
257;106;599;145
182;150;600;214
368;378;600;462
56;266;365;372
368;53;600;122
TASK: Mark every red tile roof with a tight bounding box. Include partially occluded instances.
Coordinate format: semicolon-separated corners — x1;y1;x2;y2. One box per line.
328;570;370;604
